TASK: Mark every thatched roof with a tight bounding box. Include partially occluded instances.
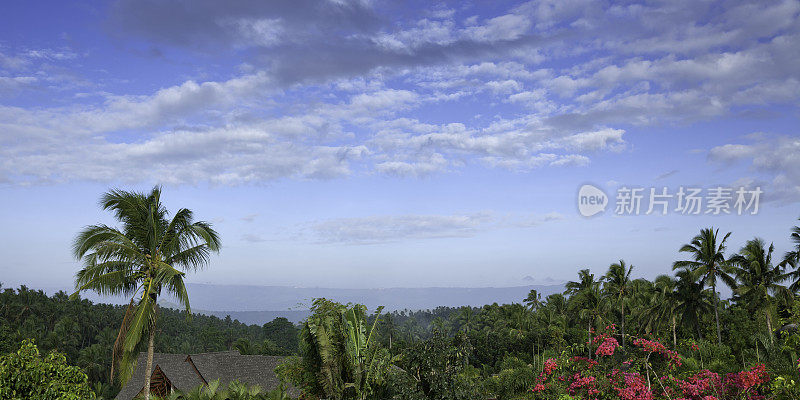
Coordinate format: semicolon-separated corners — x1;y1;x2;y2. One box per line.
115;350;297;400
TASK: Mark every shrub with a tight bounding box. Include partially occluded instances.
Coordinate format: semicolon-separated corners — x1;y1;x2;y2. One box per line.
0;339;96;400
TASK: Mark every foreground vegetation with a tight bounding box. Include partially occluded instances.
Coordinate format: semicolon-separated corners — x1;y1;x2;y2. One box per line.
1;213;799;399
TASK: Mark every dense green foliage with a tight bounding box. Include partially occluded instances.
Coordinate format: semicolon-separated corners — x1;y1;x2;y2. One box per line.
283;299;395;400
0;339;95;400
0;285;299;398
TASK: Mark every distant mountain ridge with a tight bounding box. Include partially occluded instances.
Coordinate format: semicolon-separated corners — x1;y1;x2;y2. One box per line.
182;283;565;312
38;283;565;325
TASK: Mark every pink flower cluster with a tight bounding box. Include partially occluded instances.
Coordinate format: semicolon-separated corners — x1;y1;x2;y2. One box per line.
723;363;769;393
611;372;653;400
568;373;600;397
678;370;721;398
668;364;768;399
543;358;558;375
596;336;619;357
528;336;770;400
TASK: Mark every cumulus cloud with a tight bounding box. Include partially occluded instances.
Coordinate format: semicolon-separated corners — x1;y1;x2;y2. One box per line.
708;135;800;202
1;0;799;185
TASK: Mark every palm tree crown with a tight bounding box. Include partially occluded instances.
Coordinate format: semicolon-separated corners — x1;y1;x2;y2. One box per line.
730;238;786;342
673;227;735;345
603;260;633;347
72;187;220;391
781;217;800;291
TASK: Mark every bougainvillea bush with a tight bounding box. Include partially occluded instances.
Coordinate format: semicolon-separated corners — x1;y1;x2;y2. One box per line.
529;325;776;400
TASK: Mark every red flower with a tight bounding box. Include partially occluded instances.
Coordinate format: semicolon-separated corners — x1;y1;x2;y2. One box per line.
595;336;619;356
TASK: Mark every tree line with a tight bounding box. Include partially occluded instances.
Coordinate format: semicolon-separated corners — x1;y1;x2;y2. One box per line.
0;285;299;398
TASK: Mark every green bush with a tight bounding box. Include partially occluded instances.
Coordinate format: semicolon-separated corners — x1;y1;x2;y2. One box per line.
0;339;95;400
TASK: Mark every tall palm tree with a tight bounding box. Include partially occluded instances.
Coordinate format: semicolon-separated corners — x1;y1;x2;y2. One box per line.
603;260;633;347
674;268;713;341
730;238;786;343
541;293;567;331
72;187;220;400
645;275;681;347
780;217;800;291
565;269;595;296
673;228;736;346
566;269;605;359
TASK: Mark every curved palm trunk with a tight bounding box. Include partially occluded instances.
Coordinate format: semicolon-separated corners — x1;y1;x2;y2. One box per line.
671;314;676;348
695;313;702;341
765;309;774;344
620;302;625;348
143;326;155;400
588;319;592;360
712;283;722;346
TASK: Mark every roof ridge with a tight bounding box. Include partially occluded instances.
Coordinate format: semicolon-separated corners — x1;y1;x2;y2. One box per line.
188;350;241;356
184;355;209;385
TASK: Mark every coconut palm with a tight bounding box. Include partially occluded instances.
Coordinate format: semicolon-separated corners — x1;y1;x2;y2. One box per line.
540;293;567;331
730;238;787;343
642;275;681;347
673;228;736;345
523;289;542;311
565;269;595;296
566;269;605;358
674;268;713;340
71;187;220;400
603;260;633;347
780;217;800;291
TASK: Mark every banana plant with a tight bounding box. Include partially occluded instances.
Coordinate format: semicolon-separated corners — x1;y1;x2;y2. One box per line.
298;299;396;400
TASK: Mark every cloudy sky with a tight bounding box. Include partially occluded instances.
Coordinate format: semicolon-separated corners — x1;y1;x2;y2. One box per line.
1;0;799;289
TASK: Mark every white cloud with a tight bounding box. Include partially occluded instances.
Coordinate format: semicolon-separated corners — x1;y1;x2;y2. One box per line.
562;128;625;152
2;0;799;186
464;14;532;42
312;213;494;244
376;153;448;177
0;76;38;93
486;79;523;94
224;18;285;47
309;209;563;244
708;144;757;162
709;135;800;202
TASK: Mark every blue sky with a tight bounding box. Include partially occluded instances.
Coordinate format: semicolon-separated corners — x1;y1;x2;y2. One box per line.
1;0;799;289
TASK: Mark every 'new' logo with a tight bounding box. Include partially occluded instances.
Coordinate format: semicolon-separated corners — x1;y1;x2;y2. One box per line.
578;184;608;217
